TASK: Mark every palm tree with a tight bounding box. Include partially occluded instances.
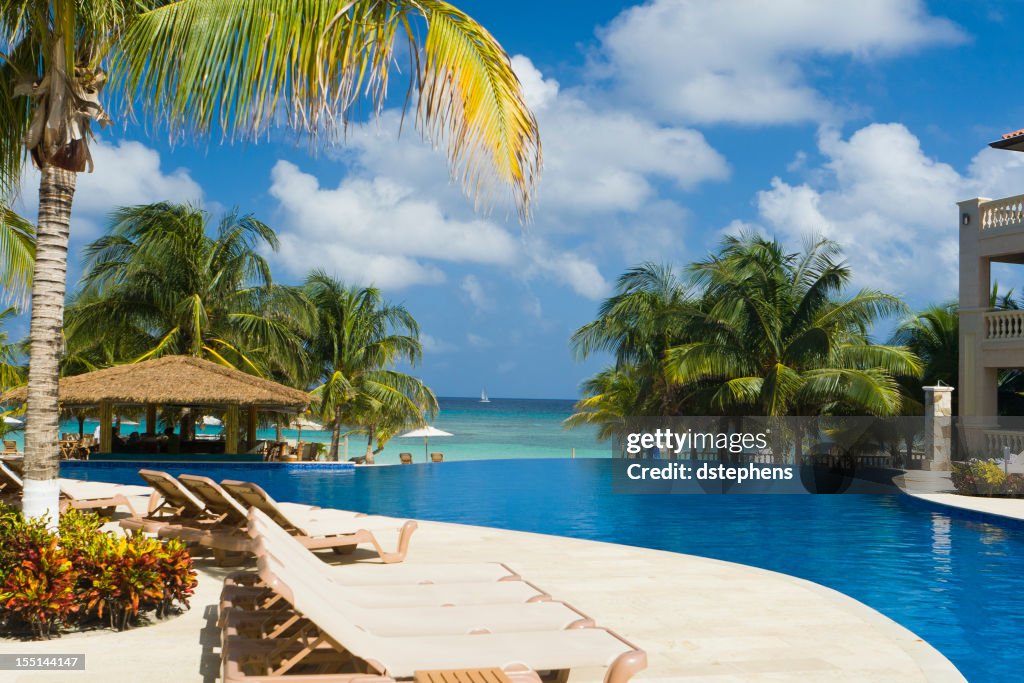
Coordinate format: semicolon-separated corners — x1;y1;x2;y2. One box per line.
65;202;313;380
570;263;696;414
564;366;645;449
664;233;921;420
891;302;958;411
304;272;437;462
1;2;539;520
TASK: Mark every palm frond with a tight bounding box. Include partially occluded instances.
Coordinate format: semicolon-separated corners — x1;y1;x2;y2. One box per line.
111;0;540;217
0;205;34;304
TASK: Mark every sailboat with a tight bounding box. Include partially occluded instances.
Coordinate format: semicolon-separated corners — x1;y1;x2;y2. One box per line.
480;388;491;403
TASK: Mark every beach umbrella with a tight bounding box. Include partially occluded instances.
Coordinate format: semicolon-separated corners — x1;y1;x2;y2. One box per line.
118;417;139;425
289;416;324;441
399;425;453;462
3;415;22;425
201;415;222;427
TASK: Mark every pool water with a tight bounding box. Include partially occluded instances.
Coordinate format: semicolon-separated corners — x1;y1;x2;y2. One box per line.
63;458;1024;682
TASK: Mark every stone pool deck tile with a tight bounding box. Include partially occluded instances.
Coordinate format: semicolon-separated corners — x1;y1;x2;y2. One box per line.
5;508;964;683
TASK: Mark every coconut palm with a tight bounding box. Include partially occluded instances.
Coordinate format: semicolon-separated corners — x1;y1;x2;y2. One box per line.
564;366;645;448
304;272;436;462
2;2;540;519
665;232;922;418
569;262;700;431
890;302;958;411
65;202;313;380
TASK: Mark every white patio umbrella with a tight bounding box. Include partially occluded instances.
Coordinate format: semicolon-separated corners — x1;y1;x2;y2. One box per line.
289;415;324;441
399;425;453;462
3;415;23;425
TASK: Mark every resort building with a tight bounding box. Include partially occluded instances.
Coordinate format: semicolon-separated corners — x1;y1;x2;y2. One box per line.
958;129;1024;455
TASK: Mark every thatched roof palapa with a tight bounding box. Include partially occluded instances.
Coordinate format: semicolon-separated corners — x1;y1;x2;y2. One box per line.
1;355;310;411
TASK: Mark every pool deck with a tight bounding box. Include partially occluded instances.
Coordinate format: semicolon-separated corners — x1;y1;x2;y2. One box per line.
900;470;1024;522
5;486;965;683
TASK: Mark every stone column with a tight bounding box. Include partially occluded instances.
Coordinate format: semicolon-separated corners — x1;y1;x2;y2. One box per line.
924;385;954;471
958;198;996;452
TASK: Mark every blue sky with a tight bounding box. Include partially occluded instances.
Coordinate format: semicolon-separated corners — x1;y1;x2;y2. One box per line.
14;0;1024;399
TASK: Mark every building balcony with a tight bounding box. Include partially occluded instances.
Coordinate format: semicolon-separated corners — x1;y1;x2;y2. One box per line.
968;193;1024;259
985;309;1024;341
980;193;1024;231
985;429;1024;457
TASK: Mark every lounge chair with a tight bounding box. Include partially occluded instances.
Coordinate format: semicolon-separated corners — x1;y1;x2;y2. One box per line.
399;453;413;465
174;476;416;563
223;509;549;608
222;509;647;683
221;479;392;527
223;511;592;638
119;469;217;534
430;452;444;463
225;559;522;588
0;462;137;515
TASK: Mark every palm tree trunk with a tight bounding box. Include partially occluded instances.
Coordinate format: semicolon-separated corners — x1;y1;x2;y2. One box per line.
328;406;342;460
22;166;77;525
365;426;376;464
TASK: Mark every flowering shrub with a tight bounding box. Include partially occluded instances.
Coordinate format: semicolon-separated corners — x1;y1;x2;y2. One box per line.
951;460;1024;497
0;505;198;639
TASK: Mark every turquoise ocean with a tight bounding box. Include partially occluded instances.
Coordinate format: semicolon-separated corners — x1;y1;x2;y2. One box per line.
7;397;609;464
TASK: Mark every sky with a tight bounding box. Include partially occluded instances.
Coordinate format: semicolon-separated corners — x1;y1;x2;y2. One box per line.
12;0;1024;400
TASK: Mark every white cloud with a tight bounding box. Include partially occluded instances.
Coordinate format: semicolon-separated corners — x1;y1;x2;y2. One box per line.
526;241;610;300
744;123;1024;301
17;138;203;239
420;333;459;353
268;160;519;288
334;57;726;222
511;56;728;216
271;55;723;299
594;0;964;125
460;275;493;312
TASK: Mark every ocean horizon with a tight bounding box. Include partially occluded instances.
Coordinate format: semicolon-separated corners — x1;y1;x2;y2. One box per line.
9;396;608;464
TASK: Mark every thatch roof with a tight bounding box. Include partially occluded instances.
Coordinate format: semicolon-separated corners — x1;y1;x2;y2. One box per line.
1;355;310;411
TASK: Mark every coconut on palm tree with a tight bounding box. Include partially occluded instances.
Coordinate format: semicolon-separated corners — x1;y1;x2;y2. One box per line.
304;272;436;463
1;1;539;520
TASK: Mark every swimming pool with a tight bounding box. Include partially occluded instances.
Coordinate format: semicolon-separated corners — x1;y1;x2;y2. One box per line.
63;458;1023;682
